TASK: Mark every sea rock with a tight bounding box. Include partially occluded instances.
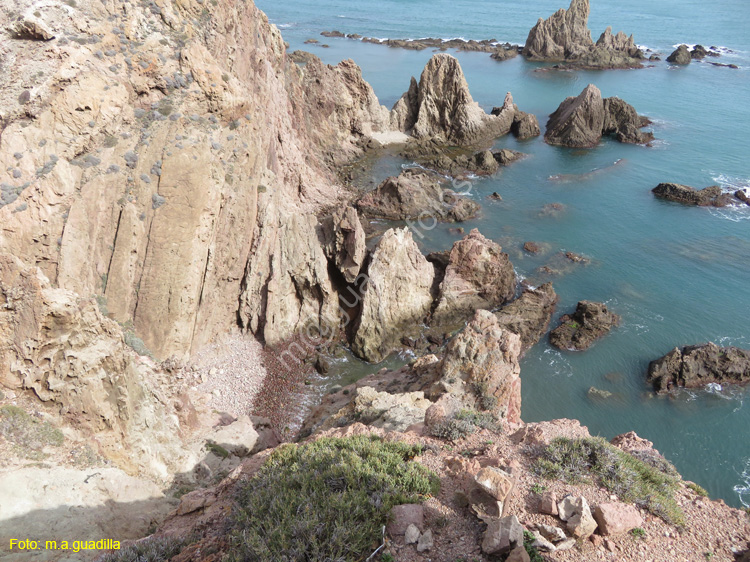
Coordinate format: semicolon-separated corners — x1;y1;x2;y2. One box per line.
512;111;542;139
523;0;642;68
691;45;709;59
491;46;519;62
546;85;652;147
549;301;620;351
400;140;504;177
207;415;259;457
352;386;432;431
647;343;750;393
352;228;435;362
437;310;523;422
432;229;516;326
11;16;55;41
494;283;559;354
545;84;605;148
667;44;692;65
603;97;654;144
481;515;524;556
652;183;732;207
392;54;516;145
588;386;614;400
593;502;644;536
356;169;479;222
321;206;366;283
494;148;526;167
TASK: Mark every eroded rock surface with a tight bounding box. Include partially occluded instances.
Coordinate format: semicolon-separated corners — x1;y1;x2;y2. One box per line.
652;183;734;207
494;283;559;353
647;343;750;393
549;301;620;351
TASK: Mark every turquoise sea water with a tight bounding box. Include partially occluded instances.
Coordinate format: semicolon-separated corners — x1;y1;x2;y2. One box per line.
255;0;750;506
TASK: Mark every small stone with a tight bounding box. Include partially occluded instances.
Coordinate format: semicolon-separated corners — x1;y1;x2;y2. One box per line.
506;545;531;562
556;538;576;551
416;529;433;552
539;491;558;515
530;531;556;552
404;524;420;544
604;538;617;552
536;523;566;543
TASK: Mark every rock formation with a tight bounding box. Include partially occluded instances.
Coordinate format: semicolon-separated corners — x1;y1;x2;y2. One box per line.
523;0;643;69
355;169;479;222
321;206;367;284
549;301;620;351
432;230;516;326
545;84;652;148
667;45;692;65
494;283;559;353
652;183;734;207
352;228;435;363
391;55;520;146
647;343;750;393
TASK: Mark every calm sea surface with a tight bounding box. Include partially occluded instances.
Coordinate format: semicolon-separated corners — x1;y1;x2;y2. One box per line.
255;0;750;507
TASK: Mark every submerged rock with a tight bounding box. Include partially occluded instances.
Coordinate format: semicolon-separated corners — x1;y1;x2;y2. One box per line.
432;229;516;326
647;343;750;393
494;283;559;353
549;301;620;351
352;228;435;363
545;84;652;147
652;183;733;207
356;169;479;222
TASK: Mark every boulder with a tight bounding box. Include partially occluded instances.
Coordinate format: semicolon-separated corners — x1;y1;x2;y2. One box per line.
481;515;524;556
432;229;516;326
546;85;652;147
652;183;732;207
392;54;517;145
512;112;541;139
321;206;366;283
593;502;644;536
667;45;692;65
11;16;55;41
417;529;433;552
352;386;432;431
493;148;525;167
538;491;559;516
405;524;420;544
562;496;598;538
474;467;514;501
494;283;559;353
207;415;259;457
506;545;531;562
352;228;435;362
536;523;567;543
691;45;709;59
549;301;620;351
356;169;479;222
647;343;750;393
438;310;523;422
387;504;424;536
491;47;519;62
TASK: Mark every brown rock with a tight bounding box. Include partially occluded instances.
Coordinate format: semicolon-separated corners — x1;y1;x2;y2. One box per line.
549;301;620;351
482;515;524;555
475;467;514;501
593;502;644;536
545;84;606;148
539;491;559;515
652;183;732;207
506;545;531;562
11;16;55;41
322;206;366;283
495;283;559;353
387;504;424;536
432;229;516;326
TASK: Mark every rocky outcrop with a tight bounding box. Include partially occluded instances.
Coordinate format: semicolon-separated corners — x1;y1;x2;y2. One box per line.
647;343;750;393
652;183;734;207
495;283;559;353
545;85;652;148
352;228;435;363
523;0;642;69
549;301;620;351
10;15;55;41
511;112;542;140
351;386;432;431
391;55;517;146
432;230;516;326
0;255;190;476
355;169;479;222
321;206;367;284
436;310;523;423
667;45;692;65
491;46;520;62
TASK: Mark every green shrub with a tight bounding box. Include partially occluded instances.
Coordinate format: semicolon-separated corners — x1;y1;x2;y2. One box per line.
534;437;684;526
429;408;499;442
0;405;64;460
523;530;545;562
630;527;646;539
226;435;439;561
530;483;547;495
95;536;186;562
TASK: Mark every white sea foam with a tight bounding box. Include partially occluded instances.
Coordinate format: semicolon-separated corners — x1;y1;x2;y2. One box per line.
541;348;573;378
733;458;750;508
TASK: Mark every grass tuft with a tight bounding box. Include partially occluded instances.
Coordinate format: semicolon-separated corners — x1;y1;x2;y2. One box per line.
428;408;499;442
534;437;684;526
95;536;186;562
0;405;64;460
226;435;439;561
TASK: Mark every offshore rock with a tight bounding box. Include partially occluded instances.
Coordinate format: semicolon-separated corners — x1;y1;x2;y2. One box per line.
652;183;733;207
549;301;620;351
647;343;750;393
432;229;516;326
356;169;479;222
391;54;516;145
352;228;435;363
495;283;559;353
667;45;692;65
603;97;654;144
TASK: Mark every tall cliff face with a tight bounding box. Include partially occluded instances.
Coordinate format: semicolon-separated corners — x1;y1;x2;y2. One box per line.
0;0;388;358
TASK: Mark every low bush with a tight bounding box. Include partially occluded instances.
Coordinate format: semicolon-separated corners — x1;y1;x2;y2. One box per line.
534;437;684;526
226;435;439;561
96;536;186;562
0;405;64;460
428;408;499;441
